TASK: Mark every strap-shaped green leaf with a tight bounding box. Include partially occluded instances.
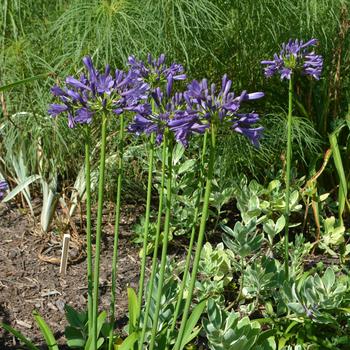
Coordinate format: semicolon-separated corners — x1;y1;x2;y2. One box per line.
329;128;350;224
1;323;39;350
3;174;41;202
84;311;107;350
33;311;59;350
116;332;139;350
180;299;206;349
0;73;50;92
127;287;138;334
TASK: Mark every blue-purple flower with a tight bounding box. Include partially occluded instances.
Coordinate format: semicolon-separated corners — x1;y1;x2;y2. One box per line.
49;56;146;128
128;87;206;146
127;54;207;146
0;180;8;200
128;54;186;92
261;39;323;80
185;75;264;147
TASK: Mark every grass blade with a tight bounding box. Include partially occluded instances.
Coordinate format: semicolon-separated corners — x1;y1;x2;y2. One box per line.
0;73;50;92
1;323;39;350
33;311;59;350
329;128;349;224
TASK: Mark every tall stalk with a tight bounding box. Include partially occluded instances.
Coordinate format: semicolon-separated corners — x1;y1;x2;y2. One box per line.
136;132;155;326
149;133;173;350
166;131;208;347
138;134;167;350
174;122;217;350
108;114;125;350
84;126;93;332
284;77;293;280
92;111;108;350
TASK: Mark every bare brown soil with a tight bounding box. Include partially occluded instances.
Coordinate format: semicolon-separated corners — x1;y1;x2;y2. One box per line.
0;202;145;349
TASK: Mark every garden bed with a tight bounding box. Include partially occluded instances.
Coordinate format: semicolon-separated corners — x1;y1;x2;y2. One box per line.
0;203;144;349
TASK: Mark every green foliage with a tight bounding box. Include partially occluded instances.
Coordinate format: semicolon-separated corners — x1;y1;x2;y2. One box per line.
203;299;273;350
138;262;180;347
219;114;322;182
1;311;58;350
222;218;263;258
283;267;350;324
319;216;345;256
329;120;350;225
196;242;235;302
263;215;286;247
64;305;110;349
64;305;89;348
288;235;313;280
1;323;39;350
242;257;283;303
33;311;59;350
235;176;303;224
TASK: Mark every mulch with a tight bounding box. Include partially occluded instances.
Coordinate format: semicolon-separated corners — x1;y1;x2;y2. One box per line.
0;202;145;349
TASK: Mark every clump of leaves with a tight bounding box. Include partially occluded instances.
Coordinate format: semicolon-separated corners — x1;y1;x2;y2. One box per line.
196;242;235;303
235;176;302;224
203;299;275;350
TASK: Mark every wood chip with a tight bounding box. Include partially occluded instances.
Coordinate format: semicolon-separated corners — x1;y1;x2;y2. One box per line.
40;290;61;297
16;320;32;329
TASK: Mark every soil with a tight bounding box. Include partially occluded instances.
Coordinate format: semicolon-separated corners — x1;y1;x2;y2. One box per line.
0;201;146;349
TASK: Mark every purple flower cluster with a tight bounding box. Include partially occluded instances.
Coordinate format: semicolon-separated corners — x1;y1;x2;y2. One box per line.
128;56;264;147
49;56;147;128
261;39;323;80
128;54;186;90
0;180;8;200
127;54;208;147
185;75;264;146
49;53;264;147
128;87;207;146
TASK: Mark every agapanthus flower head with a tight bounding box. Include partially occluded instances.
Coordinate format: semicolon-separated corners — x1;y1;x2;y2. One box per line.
261;38;323;80
49;56;146;128
127;53;186;93
185;75;264;147
0;180;8;200
128;89;206;146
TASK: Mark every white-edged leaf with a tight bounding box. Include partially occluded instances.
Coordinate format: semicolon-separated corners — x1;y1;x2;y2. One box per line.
3;174;41;202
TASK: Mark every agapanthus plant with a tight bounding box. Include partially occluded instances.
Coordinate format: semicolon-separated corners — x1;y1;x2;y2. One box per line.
173;75;264;350
0;180;8;200
261;39;323;279
127;65;265;349
261;38;323;80
127;53;202;350
49;56;150;350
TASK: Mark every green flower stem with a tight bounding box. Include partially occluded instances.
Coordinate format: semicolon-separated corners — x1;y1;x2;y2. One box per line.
138;133;167;350
85;126;93;332
137;132;155;326
92;111;108;350
149;133;173;350
284;77;293;280
166;131;208;346
174;123;217;350
108;114;125;350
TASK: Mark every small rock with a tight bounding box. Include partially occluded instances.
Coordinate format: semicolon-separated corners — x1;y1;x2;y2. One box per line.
8;250;17;259
69;249;79;259
56;299;65;313
47;302;58;311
